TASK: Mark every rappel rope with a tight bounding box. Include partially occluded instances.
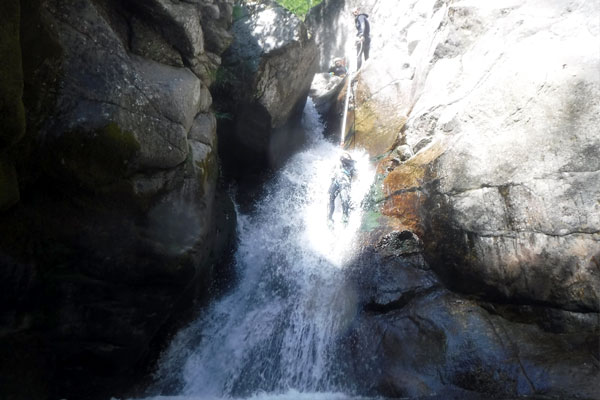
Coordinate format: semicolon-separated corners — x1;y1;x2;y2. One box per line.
339;41;362;147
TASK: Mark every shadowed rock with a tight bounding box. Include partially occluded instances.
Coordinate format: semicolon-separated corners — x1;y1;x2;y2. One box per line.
340;231;599;399
0;0;236;398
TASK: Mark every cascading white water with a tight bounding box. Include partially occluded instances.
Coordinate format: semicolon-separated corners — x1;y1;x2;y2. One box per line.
139;99;375;400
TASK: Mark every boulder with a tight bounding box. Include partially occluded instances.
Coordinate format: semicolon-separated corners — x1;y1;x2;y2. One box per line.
309;72;346;117
381;0;600;312
394;145;413;162
126;0;205;60
0;0;236;398
214;0;319;172
200;1;234;55
306;0;350;72
341;233;600;399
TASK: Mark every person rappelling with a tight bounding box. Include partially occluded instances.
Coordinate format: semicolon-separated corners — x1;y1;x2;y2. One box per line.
328;152;357;224
352;7;371;69
326;9;370;226
328;57;348;77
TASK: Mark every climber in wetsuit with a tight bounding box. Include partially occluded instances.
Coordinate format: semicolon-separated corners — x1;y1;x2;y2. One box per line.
328;152;357;223
353;7;371;69
328;58;347;77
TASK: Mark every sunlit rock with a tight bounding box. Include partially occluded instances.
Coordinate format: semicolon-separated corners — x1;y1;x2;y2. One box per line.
215;0;319;171
391;0;599;312
312;0;600;397
309;72;345;117
314;0;600;309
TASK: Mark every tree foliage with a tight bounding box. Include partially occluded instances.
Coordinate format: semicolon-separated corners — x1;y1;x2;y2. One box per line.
274;0;322;19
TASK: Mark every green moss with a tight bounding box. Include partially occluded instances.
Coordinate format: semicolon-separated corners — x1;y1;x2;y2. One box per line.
232;4;245;21
215;111;233;120
213;66;234;88
213;60;256;93
48;123;140;189
360;172;386;232
274;0;323;19
361;208;384;232
0;0;26;149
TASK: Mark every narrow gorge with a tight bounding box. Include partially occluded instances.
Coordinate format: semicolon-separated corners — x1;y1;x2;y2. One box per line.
0;0;598;399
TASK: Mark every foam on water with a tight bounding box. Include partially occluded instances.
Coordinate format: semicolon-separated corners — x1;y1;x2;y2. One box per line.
132;389;379;400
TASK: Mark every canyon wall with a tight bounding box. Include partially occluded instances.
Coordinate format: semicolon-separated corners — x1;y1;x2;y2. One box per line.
308;0;600;397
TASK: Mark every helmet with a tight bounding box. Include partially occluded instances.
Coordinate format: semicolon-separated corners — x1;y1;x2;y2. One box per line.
340;152;353;162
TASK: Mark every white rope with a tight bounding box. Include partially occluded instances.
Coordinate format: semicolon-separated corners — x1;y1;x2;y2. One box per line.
339;41;362;147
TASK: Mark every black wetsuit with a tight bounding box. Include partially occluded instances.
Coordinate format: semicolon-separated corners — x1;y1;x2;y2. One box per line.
355;13;371;69
328;159;356;222
328;64;347;77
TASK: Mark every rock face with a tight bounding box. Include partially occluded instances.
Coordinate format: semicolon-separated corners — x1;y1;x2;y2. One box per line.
0;0;235;398
309;72;346;117
379;0;600;312
213;0;319;173
342;233;599;399
310;0;600;397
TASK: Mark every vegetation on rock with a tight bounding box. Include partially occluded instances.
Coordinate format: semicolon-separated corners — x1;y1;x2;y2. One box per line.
42;123;140;189
274;0;322;19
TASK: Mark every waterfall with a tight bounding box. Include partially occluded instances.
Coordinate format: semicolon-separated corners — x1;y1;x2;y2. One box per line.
139;99;375;400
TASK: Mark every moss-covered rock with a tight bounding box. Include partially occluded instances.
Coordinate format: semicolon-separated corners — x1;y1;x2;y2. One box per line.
43;123;140;189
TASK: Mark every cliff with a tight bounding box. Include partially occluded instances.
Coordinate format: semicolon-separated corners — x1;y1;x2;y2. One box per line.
0;0;235;398
308;0;600;397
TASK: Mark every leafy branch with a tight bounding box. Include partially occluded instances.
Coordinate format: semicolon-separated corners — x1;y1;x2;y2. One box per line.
274;0;322;19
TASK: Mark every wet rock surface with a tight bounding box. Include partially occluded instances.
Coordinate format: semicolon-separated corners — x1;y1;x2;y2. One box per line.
311;0;600;397
309;72;346;117
342;232;600;399
1;0;599;399
0;0;236;398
